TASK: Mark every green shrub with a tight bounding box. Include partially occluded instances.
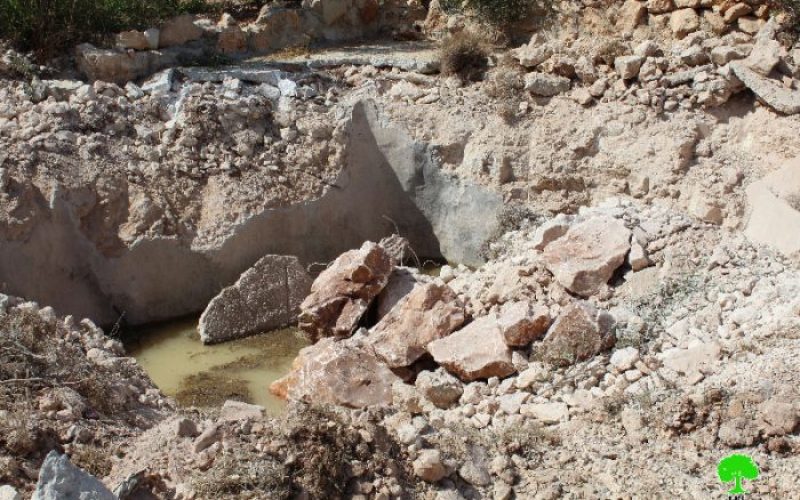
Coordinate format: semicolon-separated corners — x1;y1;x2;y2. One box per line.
0;0;209;55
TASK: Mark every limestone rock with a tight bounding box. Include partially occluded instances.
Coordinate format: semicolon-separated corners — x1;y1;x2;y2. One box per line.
539;302;616;367
415;369;463;409
497;301;551;347
532;214;573;251
745;38;782;76
513;42;553;68
710;45;750;66
299;241;393;342
524;72;571;97
159;14;203;48
619;0;647;32
375;267;431;319
521;402;569;423
218;27;248;54
219;400;265;421
428;315;516;381
542;216;631;297
75;44;153;84
193;425;220;453
610;346;640;371
614;55;644;80
628;241;651;271
116;30;149;50
199;255;312;344
723;2;752;23
270;337;400;408
758;399;798;436
646;0;674;14
248;7;309;53
32;451;115;500
670;8;700;38
731;62;800;114
744;158;800;255
414;449;447;482
0;486;20;500
369;283;466;368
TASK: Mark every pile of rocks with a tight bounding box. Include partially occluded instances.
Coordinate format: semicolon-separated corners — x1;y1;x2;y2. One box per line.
512;8;799;114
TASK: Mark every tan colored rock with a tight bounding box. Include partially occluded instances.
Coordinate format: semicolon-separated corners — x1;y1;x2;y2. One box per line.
415;369;463;409
369;283;466;368
199;255;312;344
116;30;149;50
248;7;309;54
270;337;400;408
542;216;631;297
428;315;516;381
738;16;764;34
299;241;393;342
745;38;782;76
497;301;551;347
159;14;204;48
731;62;800;115
219;400;264;421
414;449;447;482
646;0;674;14
670;8;700;38
532;214;572;251
723;2;752;23
375;267;430;319
758;399;798;436
619;0;648;32
218;27;248;54
615;55;645;80
703;10;727;35
75;44;153;84
744;158;800;254
521;402;569;423
539;302;616;367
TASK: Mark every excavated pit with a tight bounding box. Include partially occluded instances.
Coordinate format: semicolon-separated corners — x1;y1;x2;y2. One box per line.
0;98;503;327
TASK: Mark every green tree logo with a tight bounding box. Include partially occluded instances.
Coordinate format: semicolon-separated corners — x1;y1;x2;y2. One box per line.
717;454;760;495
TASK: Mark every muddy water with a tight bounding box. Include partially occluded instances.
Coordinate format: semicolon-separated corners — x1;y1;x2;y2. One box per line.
125;318;308;414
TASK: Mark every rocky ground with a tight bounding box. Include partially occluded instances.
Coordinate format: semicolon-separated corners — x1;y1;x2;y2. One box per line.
1;0;800;498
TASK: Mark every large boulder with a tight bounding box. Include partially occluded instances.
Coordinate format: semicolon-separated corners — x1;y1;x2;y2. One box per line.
369;282;466;368
427;315;516;381
542;216;631;297
158;14;204;48
375;267;431;319
248;7;310;53
731;62;800;115
744;158;800;255
539;302;616;367
497;301;551;347
269;336;400;408
75;44;153;83
299;241;393;342
32;451;115;500
199;255;312;344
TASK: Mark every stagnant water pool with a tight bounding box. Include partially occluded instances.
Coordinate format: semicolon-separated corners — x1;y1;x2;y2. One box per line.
124;318;308;414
